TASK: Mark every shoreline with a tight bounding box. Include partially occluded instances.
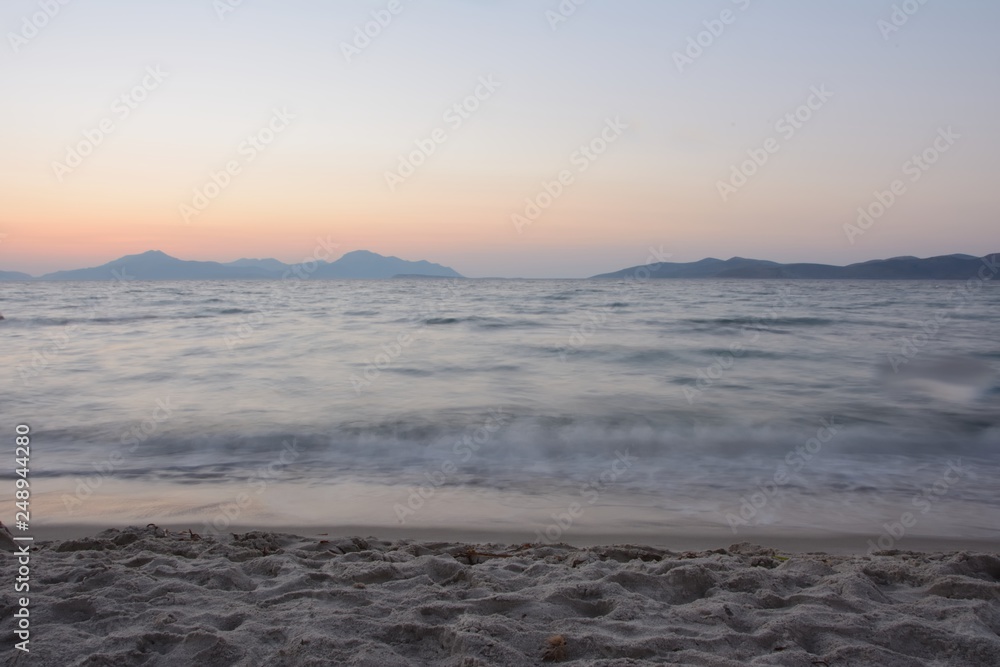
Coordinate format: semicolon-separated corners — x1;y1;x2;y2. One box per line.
23;522;1000;555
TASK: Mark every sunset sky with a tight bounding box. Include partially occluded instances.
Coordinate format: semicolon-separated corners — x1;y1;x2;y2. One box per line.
1;0;998;277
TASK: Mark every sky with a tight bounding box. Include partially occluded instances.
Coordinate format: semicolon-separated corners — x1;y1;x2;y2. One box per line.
1;0;998;278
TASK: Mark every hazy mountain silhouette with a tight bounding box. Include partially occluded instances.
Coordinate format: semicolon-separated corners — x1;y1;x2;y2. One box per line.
3;251;996;281
8;249;462;281
37;251;275;281
592;253;999;280
224;258;291;272
312;250;461;279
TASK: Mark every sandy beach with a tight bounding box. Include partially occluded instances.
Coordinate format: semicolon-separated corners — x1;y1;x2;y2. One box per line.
3;525;998;666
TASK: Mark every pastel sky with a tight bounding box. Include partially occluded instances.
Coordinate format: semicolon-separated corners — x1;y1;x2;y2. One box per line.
1;0;998;277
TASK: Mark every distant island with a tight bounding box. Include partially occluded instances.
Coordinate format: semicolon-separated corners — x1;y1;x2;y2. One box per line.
2;251;997;281
1;250;463;281
592;253;999;281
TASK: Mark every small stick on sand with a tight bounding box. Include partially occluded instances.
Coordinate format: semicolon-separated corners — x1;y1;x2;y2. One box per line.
456;546;516;564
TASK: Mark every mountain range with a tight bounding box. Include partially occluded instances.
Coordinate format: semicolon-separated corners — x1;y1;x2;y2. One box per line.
1;251;996;281
592;253;999;280
2;250;463;281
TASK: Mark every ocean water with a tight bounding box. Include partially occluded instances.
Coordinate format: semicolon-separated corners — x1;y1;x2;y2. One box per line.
3;278;999;545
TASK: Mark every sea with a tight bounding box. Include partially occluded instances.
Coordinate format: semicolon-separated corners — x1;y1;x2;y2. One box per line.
3;278;999;547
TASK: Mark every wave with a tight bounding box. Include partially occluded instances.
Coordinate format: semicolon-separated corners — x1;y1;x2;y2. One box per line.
697;348;802;360
1;308;261;326
683;316;838;327
24;414;1000;468
16;422;1000;519
418;316;547;329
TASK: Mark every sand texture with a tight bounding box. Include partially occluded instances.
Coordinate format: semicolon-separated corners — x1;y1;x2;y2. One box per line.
2;526;999;666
